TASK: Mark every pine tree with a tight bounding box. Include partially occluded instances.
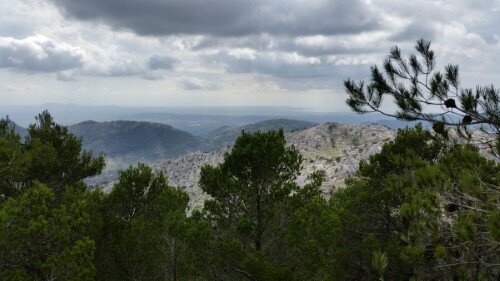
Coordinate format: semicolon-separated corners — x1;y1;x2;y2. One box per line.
96;164;192;281
199;129;323;280
0;183;97;280
345;39;500;156
24;111;105;197
331;126;499;280
0;118;28;200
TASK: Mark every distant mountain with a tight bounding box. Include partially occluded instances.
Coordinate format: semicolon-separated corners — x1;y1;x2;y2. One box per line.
69;120;215;161
5;120;28;139
205;119;316;146
373;119;429;130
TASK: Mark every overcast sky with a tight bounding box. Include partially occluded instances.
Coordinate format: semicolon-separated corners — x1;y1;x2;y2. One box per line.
1;0;499;111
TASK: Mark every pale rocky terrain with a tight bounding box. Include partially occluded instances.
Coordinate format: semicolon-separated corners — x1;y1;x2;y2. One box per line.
152;122;396;209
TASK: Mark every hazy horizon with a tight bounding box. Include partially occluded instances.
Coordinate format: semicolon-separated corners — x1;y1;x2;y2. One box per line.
2;103;411;135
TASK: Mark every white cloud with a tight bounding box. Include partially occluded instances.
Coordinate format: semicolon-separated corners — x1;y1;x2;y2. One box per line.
228;48;257;60
0;35;84;72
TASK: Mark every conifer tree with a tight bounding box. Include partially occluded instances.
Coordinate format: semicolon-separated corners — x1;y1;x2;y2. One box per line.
345;39;500;155
0;183;97;281
199;129;323;280
0;118;27;200
24;110;105;197
96;164;192;281
332;126;499;280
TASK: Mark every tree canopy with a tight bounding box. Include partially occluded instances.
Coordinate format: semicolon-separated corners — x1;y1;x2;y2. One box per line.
1;110;498;280
199;129;324;280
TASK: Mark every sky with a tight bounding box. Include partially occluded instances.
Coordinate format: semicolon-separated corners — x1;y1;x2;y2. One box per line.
0;0;499;111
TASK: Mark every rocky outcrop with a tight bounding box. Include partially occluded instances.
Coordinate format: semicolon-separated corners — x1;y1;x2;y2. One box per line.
152;122;396;208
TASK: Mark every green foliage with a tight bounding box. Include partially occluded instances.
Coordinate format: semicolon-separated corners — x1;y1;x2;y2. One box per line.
96;164;194;281
0;119;28;200
199;129;325;280
25;111;105;196
332;125;499;280
0;112;105;280
330;135;336;148
345;39;500;155
350;135;361;146
2;111;498;280
0;111;105;200
372;251;388;280
200;129;302;252
0;183;96;280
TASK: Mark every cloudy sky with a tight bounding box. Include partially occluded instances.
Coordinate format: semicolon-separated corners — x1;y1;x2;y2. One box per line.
1;0;499;111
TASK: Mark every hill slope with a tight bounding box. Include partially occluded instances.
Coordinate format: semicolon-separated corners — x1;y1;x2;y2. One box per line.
69;120;214;161
4;120;28;139
153;122;396;208
205;118;316;146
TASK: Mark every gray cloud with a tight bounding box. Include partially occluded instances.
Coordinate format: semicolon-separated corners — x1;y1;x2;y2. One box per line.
1;0;499;110
204;49;372;91
83;58;168;80
48;0;378;37
102;60;144;77
389;21;437;42
213;50;337;79
51;56;172;81
140;72;165;81
57;70;79;81
0;35;84;72
147;55;177;70
179;77;219;90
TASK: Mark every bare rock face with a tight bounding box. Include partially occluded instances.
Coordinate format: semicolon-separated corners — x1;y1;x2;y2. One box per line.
152;149;227;209
152;122;396;208
288;122;395;191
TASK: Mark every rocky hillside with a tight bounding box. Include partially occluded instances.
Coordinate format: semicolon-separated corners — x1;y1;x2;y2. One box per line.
78;118;322;187
153;122;396;209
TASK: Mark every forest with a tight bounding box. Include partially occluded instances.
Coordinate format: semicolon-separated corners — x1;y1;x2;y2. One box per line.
1;40;499;280
0;110;498;280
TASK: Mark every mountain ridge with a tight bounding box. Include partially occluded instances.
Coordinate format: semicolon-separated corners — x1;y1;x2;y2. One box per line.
153;122;396;208
69;120;215;160
205;118;316;146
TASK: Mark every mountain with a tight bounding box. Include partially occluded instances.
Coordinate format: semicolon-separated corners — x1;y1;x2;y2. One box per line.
69;120;215;161
153;122;396;208
373;119;430;130
205;119;316;146
4;120;28;139
79;120;399;207
77;119;316;187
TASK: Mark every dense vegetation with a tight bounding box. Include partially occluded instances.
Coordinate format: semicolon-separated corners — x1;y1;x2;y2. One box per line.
69;120;214;159
1;109;498;280
1;40;499;279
